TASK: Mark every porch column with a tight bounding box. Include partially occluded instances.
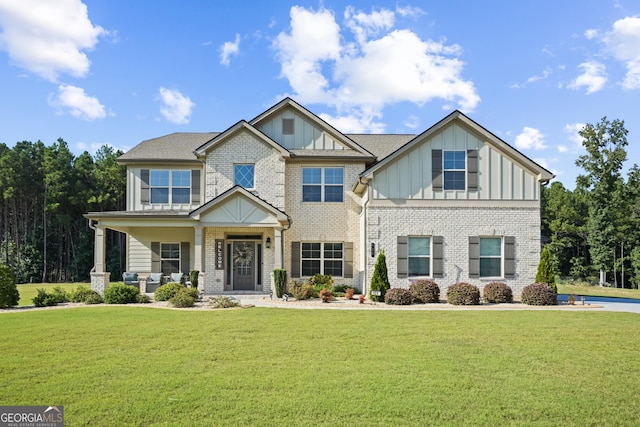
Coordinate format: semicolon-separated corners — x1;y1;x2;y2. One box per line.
274;227;283;269
94;225;106;273
194;226;203;271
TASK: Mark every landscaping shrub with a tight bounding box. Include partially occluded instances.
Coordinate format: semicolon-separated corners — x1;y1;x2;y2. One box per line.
536;245;557;292
410;279;440;303
483;282;513;303
370;249;390;302
319;288;332;302
274;268;287;298
287;280;313;300
169;289;196;308
136;294;150;303
32;288;57;307
521;282;557;306
0;264;19;308
189;270;199;289
84;292;104;305
70;285;94;303
384;288;413;305
345;288;355;300
447;282;481;305
309;273;334;296
49;286;70;304
104;282;140;304
210;295;240;308
154;282;184;301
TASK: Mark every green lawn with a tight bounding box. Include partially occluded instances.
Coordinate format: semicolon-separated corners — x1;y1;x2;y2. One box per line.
558;283;640;300
16;283;81;306
1;307;639;426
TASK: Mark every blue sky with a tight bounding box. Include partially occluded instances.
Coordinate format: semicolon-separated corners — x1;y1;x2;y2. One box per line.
1;0;639;188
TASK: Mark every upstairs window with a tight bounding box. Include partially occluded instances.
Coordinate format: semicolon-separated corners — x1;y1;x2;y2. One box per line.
443;151;466;190
303;167;343;202
150;170;191;204
234;164;255;189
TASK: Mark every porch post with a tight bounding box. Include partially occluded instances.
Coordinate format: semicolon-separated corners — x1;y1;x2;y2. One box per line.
274;227;283;269
194;225;203;271
94;225;106;273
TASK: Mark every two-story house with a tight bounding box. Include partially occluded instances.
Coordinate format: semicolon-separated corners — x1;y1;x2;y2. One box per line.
85;98;553;297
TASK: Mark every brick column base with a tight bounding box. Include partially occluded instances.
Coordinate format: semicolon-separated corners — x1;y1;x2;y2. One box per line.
91;272;110;295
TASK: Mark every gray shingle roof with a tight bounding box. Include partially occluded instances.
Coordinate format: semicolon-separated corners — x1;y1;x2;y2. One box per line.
118;132;219;163
347;134;415;161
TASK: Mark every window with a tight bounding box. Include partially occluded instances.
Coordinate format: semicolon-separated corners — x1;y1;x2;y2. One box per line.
234;164;255;189
302;167;343;202
161;243;180;274
150;170;191;204
480;237;502;277
282;118;295;135
443;151;466;190
408;237;430;276
301;242;343;276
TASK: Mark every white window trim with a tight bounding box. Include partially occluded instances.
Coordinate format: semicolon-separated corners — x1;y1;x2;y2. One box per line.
160;242;181;274
302;167;344;203
150;169;191;204
479;236;503;278
408;236;432;278
234;163;256;190
443;150;466;191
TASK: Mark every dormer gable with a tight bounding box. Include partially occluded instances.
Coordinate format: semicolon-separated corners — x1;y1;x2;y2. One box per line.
194;120;290;158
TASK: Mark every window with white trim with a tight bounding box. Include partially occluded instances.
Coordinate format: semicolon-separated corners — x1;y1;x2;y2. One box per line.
301;242;343;276
161;242;180;274
408;237;430;276
443;151;466;190
480;237;502;277
150;170;191;204
234;164;255;189
302;167;344;202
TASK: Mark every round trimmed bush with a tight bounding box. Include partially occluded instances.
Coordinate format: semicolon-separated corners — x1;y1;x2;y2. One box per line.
104;282;140;304
384;288;413;305
84;291;103;305
446;282;481;305
483;282;513;303
410;279;440;303
169;289;196;308
0;264;19;308
154;282;184;301
521;282;557;306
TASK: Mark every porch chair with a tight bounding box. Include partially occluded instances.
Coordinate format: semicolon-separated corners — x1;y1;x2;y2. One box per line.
122;272;139;289
170;272;185;285
146;273;162;292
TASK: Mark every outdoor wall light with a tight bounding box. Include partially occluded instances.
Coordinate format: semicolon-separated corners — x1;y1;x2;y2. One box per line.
371;242;375;258
265;237;271;248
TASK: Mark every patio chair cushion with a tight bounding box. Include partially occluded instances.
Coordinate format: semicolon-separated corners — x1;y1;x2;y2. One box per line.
147;273;162;285
123;272;138;284
170;272;184;284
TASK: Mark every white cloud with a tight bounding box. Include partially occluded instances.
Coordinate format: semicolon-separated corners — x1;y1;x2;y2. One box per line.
403;115;420;129
220;33;241;66
515;127;547;150
584;29;598;40
601;16;640;89
48;84;106;120
158;87;194;124
562;122;586;152
568;61;607;94
273;5;479;132
557;145;569;153
0;0;105;81
395;5;426;18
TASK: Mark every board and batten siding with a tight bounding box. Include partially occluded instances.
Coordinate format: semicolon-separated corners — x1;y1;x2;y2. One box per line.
371;123;539;201
256;110;347;150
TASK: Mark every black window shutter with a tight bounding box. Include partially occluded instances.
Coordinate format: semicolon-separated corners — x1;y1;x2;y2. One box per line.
151;242;160;272
467;150;478;191
432;236;443;278
504;236;515;278
344;242;353;278
141;169;150;204
432;150;443;192
397;236;408;278
291;241;301;278
469;236;479;278
191;170;200;204
181;242;190;274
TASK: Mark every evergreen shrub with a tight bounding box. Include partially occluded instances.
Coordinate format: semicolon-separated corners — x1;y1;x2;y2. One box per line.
154;282;184;301
384;288;413;305
482;282;513;303
410;279;440;303
104;282;140;304
447;282;481;305
521;282;557;306
0;264;19;308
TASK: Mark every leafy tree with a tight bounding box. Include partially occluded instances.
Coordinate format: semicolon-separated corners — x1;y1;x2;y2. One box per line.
370;249;390;302
0;263;19;308
535;245;556;291
575;117;628;285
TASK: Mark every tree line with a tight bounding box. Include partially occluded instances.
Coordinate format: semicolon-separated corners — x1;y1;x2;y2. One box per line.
542;117;640;288
0;139;126;283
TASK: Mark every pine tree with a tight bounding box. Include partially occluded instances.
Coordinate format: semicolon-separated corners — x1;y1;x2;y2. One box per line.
370;249;390;302
535;245;557;292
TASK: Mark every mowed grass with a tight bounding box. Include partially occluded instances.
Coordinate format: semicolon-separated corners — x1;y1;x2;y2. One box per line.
17;283;82;306
558;283;640;300
1;307;639;426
